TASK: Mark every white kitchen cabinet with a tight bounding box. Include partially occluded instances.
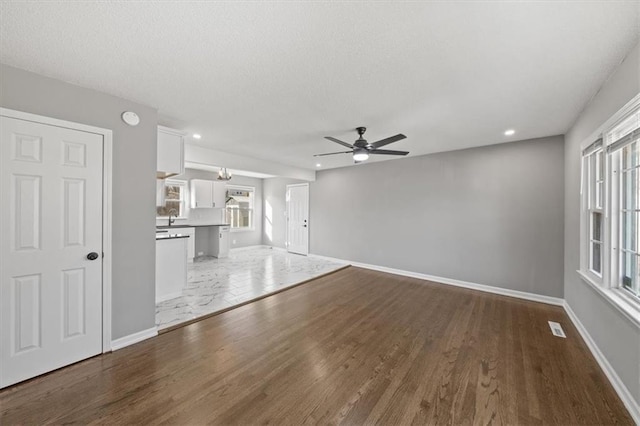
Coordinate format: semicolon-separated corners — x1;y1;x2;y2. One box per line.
191;179;227;208
191;179;213;208
157;126;185;179
155;237;187;303
210;225;230;258
213;181;226;207
182;227;196;262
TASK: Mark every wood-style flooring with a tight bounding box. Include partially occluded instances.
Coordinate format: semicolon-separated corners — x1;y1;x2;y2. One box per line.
0;267;633;424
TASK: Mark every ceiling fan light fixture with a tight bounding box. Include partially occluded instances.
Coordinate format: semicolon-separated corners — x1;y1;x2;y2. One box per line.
316;127;408;163
353;149;369;162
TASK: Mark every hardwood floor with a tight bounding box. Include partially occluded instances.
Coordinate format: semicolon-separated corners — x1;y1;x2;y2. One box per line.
0;267;633;424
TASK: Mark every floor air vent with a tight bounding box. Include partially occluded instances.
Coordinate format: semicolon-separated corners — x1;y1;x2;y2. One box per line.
548;321;566;338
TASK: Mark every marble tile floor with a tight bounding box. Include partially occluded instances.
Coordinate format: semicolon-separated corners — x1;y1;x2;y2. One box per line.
156;247;347;331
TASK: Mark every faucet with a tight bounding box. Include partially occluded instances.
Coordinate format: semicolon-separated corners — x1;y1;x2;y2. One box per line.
168;209;178;226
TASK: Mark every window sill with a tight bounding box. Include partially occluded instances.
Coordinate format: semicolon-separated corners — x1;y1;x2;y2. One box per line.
230;228;255;233
576;269;640;328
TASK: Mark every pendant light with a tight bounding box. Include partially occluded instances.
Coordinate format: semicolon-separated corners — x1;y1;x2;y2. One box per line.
217;168;232;181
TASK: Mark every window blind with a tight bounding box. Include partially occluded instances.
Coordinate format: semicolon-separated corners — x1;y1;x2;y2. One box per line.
606;109;640;153
606;128;640;153
582;138;603;156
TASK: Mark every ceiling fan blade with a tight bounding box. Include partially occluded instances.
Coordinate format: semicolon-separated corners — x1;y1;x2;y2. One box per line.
313;150;353;157
371;134;407;149
324;136;354;148
369;149;409;156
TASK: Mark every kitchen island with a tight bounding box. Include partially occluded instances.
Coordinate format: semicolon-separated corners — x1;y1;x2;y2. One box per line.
155;232;189;303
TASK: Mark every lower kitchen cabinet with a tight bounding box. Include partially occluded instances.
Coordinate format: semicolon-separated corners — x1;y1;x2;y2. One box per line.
181;227;196;262
155;237;187;303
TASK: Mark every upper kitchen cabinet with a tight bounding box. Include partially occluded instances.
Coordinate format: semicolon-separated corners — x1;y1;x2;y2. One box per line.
157;126;185;179
213;181;226;207
191;179;226;208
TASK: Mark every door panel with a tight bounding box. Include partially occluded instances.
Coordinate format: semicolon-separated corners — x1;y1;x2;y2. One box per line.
62;268;86;339
13;274;42;353
13;174;41;251
63;178;86;247
287;184;309;255
1;116;103;388
13;133;42;163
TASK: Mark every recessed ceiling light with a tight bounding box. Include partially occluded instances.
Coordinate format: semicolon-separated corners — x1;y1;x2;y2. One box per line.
193;134;202;139
504;129;515;136
316;163;322;168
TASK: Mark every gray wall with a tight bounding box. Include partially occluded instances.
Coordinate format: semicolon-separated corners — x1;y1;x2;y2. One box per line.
311;136;565;297
1;64;158;340
263;177;306;248
564;42;640;405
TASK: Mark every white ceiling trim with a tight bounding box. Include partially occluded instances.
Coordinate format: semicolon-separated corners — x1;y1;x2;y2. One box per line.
184;162;276;179
185;144;315;181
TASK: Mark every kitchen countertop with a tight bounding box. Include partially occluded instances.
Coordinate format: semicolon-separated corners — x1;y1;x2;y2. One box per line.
156;224;230;229
156;230;191;240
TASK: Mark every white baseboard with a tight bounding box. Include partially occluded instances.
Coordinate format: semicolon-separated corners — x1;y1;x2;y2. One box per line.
563;302;640;424
230;244;268;252
258;245;288;252
110;327;158;351
258;245;291;253
309;254;564;306
229;245;290;253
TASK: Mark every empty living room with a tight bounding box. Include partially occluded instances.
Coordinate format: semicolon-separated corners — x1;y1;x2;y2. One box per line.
1;1;639;424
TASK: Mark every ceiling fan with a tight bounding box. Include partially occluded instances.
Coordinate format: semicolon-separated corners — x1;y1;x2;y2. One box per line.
315;127;408;163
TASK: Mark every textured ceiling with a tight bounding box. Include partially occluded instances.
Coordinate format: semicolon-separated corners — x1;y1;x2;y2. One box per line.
1;1;639;170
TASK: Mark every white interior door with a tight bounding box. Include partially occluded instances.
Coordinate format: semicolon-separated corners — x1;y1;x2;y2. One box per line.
0;116;104;388
286;183;309;255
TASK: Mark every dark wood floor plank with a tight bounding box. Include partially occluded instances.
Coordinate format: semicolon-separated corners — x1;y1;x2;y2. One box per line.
0;266;633;425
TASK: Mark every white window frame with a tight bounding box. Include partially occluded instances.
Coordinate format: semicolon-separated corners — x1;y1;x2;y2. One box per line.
225;184;255;232
578;93;640;327
584;148;605;278
157;179;187;219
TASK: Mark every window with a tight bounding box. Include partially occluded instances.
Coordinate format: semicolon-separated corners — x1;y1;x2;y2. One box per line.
580;100;640;307
225;185;254;230
157;180;186;218
585;147;604;275
610;109;640;299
